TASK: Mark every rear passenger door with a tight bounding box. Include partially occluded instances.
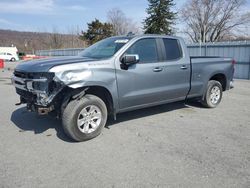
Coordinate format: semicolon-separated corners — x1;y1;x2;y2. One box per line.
158;38;190;100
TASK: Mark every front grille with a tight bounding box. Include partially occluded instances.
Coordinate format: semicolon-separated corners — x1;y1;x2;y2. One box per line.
13;71;60;106
14;71;54;80
16;88;35;100
14;71;27;79
13;71;55;96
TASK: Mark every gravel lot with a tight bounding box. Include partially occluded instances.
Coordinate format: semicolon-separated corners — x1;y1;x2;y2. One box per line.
0;64;249;188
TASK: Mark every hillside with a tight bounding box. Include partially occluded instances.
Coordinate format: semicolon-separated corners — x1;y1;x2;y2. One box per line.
0;29;86;54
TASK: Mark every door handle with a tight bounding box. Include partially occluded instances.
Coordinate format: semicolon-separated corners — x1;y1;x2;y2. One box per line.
181;65;188;70
153;67;163;72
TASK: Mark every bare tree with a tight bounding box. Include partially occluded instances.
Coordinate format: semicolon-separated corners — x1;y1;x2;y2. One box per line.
66;25;87;48
107;8;140;35
0;27;86;54
48;27;64;49
180;0;250;42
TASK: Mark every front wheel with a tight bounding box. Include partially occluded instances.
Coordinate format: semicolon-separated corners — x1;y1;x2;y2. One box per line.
10;58;16;62
62;94;107;142
201;80;223;108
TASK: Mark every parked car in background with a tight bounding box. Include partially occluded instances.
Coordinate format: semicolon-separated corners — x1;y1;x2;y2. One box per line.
0;46;19;61
0;52;17;61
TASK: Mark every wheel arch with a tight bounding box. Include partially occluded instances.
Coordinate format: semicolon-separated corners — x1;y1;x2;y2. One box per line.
209;73;227;91
85;86;115;116
61;85;115;118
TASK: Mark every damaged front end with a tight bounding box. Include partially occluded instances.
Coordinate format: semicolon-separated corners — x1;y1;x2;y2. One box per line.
12;62;93;116
12;71;65;115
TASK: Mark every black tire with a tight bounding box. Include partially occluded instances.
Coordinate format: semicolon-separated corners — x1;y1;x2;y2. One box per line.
201;80;223;108
10;58;16;62
62;94;107;142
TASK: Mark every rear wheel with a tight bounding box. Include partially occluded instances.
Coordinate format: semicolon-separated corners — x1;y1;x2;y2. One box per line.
201;80;223;108
10;58;16;62
62;94;107;142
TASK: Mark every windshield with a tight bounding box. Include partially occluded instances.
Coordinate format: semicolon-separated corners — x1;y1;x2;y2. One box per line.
79;37;132;59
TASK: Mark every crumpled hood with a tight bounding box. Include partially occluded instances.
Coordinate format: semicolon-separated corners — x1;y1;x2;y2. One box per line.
15;56;96;72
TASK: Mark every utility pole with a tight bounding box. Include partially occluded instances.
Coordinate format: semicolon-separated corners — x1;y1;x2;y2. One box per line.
199;26;202;56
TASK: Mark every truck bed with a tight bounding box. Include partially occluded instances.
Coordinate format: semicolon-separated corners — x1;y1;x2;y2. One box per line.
188;56;234;98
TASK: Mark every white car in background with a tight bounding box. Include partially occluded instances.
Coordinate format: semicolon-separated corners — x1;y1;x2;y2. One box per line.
0;52;17;61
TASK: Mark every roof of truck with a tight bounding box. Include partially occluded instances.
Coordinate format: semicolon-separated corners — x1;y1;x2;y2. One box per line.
111;34;182;40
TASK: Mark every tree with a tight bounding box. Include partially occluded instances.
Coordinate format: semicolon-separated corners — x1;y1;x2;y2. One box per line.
107;8;140;35
143;0;176;34
48;27;64;49
80;19;113;45
66;25;87;48
180;0;250;42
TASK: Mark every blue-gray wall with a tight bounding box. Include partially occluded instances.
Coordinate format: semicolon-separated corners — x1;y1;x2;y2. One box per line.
188;41;250;79
36;41;250;79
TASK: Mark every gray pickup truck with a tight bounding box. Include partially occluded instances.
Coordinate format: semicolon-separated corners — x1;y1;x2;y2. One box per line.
12;35;234;141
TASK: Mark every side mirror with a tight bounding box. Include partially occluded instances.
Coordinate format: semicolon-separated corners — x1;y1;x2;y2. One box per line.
121;54;139;67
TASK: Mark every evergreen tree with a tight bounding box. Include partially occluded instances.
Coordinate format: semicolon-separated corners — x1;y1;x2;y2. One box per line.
80;19;113;45
143;0;176;35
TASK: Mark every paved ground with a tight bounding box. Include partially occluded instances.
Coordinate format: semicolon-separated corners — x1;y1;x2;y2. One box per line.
1;60;20;71
0;66;249;188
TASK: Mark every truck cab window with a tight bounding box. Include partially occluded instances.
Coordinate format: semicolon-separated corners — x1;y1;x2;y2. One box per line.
163;38;182;61
126;38;158;63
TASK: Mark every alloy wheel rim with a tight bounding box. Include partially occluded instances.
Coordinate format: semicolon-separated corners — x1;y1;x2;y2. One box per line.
77;105;102;134
210;86;221;105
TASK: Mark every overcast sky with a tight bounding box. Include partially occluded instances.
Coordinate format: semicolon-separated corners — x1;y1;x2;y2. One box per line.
0;0;187;33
